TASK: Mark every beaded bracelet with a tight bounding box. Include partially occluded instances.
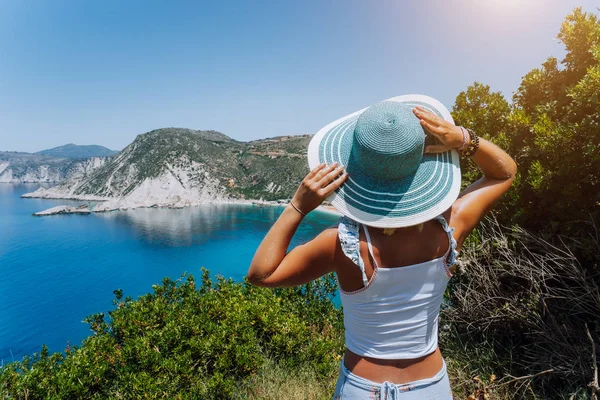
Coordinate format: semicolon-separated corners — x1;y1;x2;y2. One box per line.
460;129;480;157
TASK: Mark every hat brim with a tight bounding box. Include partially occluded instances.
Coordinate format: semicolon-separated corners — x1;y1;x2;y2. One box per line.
308;94;461;228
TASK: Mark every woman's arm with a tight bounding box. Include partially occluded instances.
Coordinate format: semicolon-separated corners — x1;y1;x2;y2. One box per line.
451;137;517;245
413;107;517;247
247;163;347;287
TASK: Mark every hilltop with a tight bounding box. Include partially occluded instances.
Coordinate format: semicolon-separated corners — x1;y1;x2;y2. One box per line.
23;128;313;211
36;144;119;158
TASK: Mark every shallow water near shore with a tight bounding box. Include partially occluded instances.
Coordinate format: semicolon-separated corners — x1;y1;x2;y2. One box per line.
0;184;338;363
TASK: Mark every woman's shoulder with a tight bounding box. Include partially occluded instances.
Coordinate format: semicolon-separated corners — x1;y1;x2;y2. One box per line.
310;225;340;251
317;216;356;245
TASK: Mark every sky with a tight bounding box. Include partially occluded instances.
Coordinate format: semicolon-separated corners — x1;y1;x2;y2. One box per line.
1;0;598;152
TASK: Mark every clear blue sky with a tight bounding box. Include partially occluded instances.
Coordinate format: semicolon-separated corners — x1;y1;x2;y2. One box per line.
1;0;597;152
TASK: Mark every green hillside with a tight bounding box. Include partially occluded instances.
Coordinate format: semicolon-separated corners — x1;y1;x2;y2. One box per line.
64;129;312;201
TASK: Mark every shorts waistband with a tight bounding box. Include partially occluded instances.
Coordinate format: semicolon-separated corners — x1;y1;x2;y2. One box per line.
339;357;447;392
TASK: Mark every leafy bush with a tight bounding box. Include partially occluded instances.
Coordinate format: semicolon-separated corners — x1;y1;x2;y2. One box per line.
452;7;600;234
0;270;343;399
448;13;600;397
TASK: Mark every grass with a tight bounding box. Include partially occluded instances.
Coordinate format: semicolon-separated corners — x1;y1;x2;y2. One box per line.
240;358;337;400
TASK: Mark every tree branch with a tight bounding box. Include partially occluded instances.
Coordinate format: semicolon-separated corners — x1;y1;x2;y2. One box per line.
586;323;599;400
487;369;553;389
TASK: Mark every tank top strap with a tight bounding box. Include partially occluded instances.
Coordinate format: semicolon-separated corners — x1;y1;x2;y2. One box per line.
338;216;369;287
361;225;379;269
434;215;459;272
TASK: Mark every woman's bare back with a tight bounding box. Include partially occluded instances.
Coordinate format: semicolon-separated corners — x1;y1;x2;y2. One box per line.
335;210;458;293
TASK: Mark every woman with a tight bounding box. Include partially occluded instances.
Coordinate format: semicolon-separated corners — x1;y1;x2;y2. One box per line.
247;95;516;399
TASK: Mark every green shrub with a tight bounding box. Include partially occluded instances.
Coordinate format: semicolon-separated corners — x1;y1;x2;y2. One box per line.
452;7;600;235
0;270;344;399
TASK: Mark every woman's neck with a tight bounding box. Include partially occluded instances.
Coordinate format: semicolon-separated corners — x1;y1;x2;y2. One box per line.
378;223;426;237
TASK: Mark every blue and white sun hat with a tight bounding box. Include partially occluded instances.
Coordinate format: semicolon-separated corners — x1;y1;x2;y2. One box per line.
308;94;461;228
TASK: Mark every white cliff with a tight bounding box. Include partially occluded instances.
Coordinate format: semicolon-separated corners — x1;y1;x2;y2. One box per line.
0;155;109;183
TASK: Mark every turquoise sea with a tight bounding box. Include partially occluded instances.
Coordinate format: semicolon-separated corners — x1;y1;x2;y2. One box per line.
0;184;337;364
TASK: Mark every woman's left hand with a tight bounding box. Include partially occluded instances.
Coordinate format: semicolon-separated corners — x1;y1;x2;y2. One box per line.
291;163;347;215
413;106;464;153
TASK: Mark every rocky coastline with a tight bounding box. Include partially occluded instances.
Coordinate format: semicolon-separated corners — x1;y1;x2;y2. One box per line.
17;129;340;217
33;205;92;216
26;191;338;217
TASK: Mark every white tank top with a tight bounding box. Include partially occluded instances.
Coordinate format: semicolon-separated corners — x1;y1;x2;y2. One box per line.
337;215;458;360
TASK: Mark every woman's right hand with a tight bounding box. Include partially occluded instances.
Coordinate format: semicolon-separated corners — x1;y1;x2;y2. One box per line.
248;162;345;287
290;163;347;215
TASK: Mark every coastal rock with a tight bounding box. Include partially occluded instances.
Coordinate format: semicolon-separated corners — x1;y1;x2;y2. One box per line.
33;205;91;216
21;187;110;201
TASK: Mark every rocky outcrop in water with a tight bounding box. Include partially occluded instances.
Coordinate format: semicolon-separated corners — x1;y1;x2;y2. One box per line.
33;205;92;216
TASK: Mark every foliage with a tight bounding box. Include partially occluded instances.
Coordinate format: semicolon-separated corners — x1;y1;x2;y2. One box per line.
452;7;600;233
0;271;343;399
439;12;600;398
441;217;600;399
